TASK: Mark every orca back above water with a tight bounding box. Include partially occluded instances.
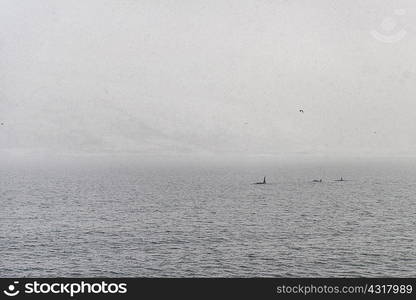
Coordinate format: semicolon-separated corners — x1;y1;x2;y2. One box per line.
255;176;266;184
312;179;322;183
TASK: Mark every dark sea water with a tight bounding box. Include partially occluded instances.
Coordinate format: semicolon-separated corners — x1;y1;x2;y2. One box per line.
1;159;415;277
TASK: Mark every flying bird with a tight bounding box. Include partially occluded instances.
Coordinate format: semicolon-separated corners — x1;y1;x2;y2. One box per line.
299;109;304;113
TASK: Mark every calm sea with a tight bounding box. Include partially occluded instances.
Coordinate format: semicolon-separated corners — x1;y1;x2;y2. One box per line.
1;159;415;277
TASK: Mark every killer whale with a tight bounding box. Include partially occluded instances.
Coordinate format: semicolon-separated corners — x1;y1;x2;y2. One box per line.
255;177;266;184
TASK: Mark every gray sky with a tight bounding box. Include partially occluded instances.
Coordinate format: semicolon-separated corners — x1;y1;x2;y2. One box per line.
1;0;416;159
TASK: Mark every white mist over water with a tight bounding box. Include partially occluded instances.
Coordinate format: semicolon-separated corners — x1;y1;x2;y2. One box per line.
1;0;416;158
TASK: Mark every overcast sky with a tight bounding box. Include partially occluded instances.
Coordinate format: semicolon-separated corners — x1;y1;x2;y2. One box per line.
1;0;416;159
